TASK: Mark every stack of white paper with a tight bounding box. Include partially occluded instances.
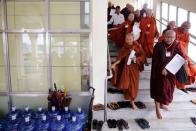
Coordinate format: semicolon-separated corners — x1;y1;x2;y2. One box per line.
127;50;136;65
165;54;185;75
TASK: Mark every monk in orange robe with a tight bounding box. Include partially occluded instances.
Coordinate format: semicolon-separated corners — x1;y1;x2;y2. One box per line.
139;9;159;58
108;13;135;48
111;33;145;109
174;21;196;89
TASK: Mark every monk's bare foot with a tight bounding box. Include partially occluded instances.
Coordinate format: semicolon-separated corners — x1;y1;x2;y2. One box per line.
156;110;162;119
160;104;169;111
131;101;137;110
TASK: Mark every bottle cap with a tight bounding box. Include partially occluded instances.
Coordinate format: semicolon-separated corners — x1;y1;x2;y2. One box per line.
64;107;68;112
11;115;16;120
25;107;29;111
57;115;61;121
25;117;30;122
72;116;76;122
78;107;82;113
42;115;46;121
38;107;42;112
52;106;55;111
12;106;16;112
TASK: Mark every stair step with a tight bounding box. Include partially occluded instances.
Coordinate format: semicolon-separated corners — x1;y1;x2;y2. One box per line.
96;118;196;131
107;88;196;103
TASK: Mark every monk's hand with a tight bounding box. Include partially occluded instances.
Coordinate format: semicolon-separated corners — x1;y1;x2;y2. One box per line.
162;68;168;76
133;57;137;63
111;64;116;70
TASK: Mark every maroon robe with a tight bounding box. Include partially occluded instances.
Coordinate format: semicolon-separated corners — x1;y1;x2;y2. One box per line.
150;41;183;105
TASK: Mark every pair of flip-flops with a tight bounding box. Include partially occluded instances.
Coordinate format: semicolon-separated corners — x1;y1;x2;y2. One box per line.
107;101;146;110
116;119;129;130
107;119;129;130
135;118;150;129
93;104;105;111
107;88;124;94
107;103;120;110
92;119;104;131
186;87;196;92
191;117;196;125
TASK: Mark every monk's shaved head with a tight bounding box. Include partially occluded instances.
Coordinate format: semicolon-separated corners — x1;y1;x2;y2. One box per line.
181;21;191;32
164;30;176;45
146;9;153;17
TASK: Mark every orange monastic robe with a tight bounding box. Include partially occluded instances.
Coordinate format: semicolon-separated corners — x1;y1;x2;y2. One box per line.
139;17;159;58
174;28;196;88
112;41;145;100
109;20;133;48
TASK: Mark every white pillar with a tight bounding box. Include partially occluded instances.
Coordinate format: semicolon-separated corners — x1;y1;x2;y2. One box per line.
90;0;107;105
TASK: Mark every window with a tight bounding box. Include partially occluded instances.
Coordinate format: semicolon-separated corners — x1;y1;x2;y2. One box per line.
169;5;177;22
138;0;153;9
50;0;90;29
178;8;188;26
0;0;91;110
0;34;6;92
189;12;196;36
162;3;168;20
51;34;89;92
7;0;45;30
8;33;49;92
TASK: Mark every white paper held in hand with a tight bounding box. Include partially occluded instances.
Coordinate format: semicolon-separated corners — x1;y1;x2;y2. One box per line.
165;54;185;75
127;50;136;65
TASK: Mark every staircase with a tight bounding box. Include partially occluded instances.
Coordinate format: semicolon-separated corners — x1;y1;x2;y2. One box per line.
93;40;196;131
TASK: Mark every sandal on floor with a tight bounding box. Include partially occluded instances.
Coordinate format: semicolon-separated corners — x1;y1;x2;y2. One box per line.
186;87;196;92
191;117;196;125
107;119;117;128
107;102;120;110
140;118;150;128
135;118;150;129
135;101;146;109
117;119;123;130
97;120;104;131
93;104;105;111
92;119;98;130
190;100;196;105
120;119;129;129
117;101;131;108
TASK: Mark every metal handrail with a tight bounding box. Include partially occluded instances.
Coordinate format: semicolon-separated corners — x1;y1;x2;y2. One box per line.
104;40;113;122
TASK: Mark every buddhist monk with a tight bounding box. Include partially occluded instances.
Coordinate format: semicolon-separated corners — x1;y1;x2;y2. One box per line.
139;9;159;60
174;21;196;90
111;33;145;109
150;30;185;119
162;21;176;35
158;21;176;42
109;13;135;48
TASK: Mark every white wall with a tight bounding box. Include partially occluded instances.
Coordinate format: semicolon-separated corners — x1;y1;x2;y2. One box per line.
91;0;107;105
108;0;137;9
158;0;196;13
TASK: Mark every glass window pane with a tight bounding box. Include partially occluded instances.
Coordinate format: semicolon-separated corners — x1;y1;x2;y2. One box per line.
169;5;177;21
188;42;196;63
13;96;47;109
178;8;188;26
0;96;8;117
8;33;49;92
50;1;90;29
0;1;2;30
161;24;167;34
190;12;196;36
161;19;168;26
51;34;89;92
7;0;45;30
162;3;168;20
0;34;6;92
